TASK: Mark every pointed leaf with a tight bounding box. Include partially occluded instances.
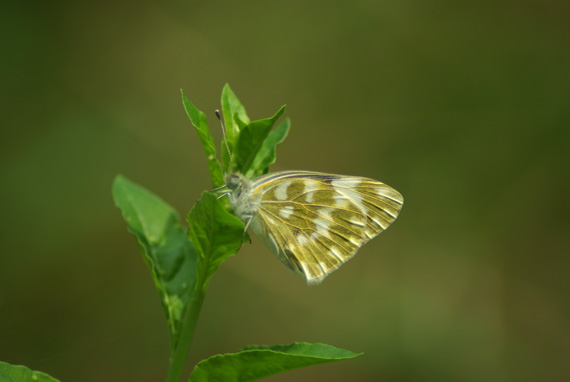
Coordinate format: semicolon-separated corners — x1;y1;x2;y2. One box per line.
186;192;245;290
182;90;225;189
189;342;362;382
221;84;249;170
233;105;286;174
246;118;290;178
221;84;249;145
112;175;197;348
0;361;60;382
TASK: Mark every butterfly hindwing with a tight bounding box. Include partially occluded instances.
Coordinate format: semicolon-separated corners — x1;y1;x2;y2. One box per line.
246;171;403;284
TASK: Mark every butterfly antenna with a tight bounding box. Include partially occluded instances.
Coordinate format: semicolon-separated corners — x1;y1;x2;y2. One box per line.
215;109;233;172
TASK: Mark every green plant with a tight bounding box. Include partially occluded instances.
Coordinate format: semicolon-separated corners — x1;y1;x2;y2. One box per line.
116;84;362;381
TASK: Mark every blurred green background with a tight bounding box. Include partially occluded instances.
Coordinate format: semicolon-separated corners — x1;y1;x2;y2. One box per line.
2;1;569;381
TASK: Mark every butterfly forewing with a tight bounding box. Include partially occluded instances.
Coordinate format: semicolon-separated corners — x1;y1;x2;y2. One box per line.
244;171;403;284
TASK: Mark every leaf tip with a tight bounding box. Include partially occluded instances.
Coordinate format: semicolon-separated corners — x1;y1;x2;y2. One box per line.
112;174;126;194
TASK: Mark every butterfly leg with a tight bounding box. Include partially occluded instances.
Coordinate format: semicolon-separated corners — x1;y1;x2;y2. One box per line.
237;217;252;252
212;187;231;199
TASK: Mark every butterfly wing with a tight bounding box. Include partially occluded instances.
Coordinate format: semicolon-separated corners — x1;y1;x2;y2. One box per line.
247;171;403;284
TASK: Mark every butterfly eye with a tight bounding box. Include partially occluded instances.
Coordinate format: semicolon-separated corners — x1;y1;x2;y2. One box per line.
226;174;240;190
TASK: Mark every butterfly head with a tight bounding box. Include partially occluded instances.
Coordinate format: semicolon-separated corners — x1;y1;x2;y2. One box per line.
225;172;242;192
223;172;258;223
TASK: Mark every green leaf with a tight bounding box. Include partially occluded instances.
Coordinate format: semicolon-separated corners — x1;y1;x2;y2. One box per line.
188;342;362;382
220;84;250;170
182;90;225;189
186;192;246;290
246;118;291;179
221;84;250;146
233;105;286;175
0;361;60;382
112;175;197;349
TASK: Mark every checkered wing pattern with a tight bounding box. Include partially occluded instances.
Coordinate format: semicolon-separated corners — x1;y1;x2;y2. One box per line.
247;171;403;284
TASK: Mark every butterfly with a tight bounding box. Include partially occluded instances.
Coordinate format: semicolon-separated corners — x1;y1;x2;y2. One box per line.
221;170;403;284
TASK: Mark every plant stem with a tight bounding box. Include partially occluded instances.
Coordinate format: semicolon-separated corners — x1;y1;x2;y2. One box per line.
165;286;205;382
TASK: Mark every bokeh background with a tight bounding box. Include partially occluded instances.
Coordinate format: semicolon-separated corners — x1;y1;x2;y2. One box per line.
2;1;569;381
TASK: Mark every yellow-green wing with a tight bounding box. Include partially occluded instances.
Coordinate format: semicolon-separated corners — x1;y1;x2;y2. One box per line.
248;171;403;284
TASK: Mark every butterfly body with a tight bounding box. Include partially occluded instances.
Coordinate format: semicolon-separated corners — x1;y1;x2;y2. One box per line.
225;171;403;284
